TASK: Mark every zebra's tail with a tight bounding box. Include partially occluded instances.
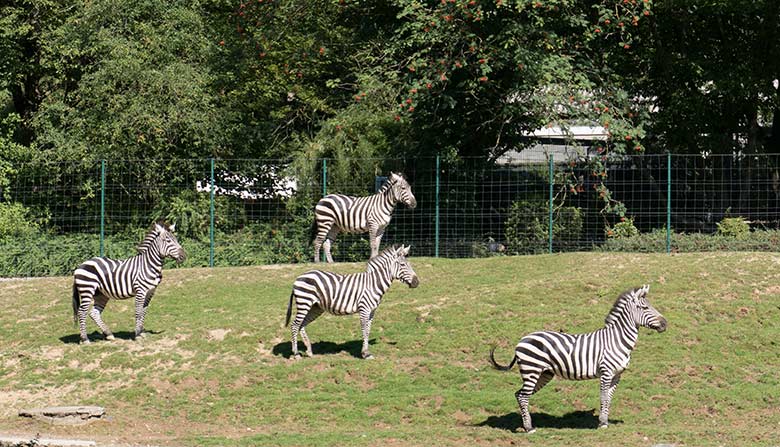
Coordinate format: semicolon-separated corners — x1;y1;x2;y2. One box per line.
72;282;80;326
489;345;517;372
285;291;294;327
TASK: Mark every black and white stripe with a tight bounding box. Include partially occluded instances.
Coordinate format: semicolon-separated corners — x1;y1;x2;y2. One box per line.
286;244;419;359
489;285;667;432
312;172;417;263
72;222;186;344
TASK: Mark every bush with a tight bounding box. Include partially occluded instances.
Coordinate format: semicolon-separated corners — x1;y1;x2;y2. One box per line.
0;202;45;239
599;228;780;252
716;217;750;239
505;200;583;254
606;218;639;239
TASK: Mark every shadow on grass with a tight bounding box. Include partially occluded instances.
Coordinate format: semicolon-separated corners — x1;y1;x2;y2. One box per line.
59;329;165;344
272;338;377;359
475;409;622;431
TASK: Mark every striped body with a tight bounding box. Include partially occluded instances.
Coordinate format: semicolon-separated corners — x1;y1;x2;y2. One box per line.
313;172;416;263
72;223;185;344
490;285;667;432
287;245;419;359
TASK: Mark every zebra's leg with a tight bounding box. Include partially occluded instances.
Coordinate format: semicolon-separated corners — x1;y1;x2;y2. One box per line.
516;368;544;433
598;372;622;428
299;306;324;357
133;289;149;340
290;299;314;358
358;307;376;359
313;220;333;263
368;225;379;259
138;287;157;338
89;293;114;340
323;227;339;263
77;289;96;344
374;227;385;257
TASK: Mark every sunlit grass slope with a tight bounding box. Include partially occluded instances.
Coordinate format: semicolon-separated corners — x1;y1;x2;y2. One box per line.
0;252;778;446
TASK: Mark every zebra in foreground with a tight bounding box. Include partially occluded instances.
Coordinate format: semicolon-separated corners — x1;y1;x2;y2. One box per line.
72;222;186;344
286;244;419;359
489;285;667;433
312;172;417;263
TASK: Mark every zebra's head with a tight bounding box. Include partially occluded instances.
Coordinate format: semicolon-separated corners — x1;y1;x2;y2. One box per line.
389;172;417;209
609;284;667;333
393;244;419;288
369;244;419;288
146;222;186;263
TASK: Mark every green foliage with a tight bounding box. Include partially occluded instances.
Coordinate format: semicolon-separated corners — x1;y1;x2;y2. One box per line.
505;200;583;254
716;217;750;240
0;201;42;239
151;190;247;241
30;0;232;161
599;228;780;252
606;217;639;239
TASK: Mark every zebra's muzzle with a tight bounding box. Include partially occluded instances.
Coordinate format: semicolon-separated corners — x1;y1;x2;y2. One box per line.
406;198;417;209
654;317;667;333
408;275;420;288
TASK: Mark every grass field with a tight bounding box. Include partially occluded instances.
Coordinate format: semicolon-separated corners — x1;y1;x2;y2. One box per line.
1;252;779;446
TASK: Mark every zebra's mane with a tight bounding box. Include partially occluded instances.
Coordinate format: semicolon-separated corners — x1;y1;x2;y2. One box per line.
604;288;638;326
377;173;408;194
136;221;168;253
366;245;401;270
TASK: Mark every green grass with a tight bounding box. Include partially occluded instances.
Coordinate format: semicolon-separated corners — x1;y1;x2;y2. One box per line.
1;252;779;446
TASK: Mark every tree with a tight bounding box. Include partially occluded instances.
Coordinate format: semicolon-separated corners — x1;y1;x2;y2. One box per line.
27;0;233;161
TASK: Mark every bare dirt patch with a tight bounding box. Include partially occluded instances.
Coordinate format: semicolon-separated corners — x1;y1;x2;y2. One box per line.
207;328;231;341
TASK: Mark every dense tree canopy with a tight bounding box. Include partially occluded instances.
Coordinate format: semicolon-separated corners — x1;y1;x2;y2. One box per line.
1;0;778;166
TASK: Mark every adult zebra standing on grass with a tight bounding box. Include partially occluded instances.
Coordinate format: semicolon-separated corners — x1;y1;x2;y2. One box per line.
286;244;419;359
72;222;186;344
489;285;667;433
312;172;417;263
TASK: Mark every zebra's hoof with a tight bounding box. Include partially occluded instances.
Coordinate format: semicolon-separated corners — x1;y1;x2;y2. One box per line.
598;423;608;429
292;353;302;360
105;334;115;341
79;339;91;345
525;428;536;434
362;353;374;360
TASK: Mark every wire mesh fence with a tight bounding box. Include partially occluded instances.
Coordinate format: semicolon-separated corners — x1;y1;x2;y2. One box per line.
2;153;780;277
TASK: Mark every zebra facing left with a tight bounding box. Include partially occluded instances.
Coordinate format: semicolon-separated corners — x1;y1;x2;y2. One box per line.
286;244;419;359
72;222;186;344
489;285;667;433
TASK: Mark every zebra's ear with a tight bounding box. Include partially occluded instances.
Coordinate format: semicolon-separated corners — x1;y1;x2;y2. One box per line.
154;222;166;233
169;223;176;232
400;245;411;256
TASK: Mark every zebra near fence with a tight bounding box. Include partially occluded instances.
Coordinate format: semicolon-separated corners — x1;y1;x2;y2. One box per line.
312;172;417;263
286;244;419;359
489;285;667;432
72;222;186;344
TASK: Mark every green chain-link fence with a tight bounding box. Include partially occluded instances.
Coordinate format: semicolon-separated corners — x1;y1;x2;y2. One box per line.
2;153;780;277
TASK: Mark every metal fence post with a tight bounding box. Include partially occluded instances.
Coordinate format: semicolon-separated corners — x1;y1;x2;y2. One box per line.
209;158;215;267
548;154;554;254
435;155;440;258
100;159;106;257
322;159;327;197
667;152;672;254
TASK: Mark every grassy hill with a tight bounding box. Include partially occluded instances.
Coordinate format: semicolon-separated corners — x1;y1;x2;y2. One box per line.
0;252;778;446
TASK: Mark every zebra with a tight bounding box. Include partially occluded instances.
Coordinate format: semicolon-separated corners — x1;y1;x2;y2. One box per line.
286;244;419;359
312;172;417;263
489;284;667;433
72;222;186;344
